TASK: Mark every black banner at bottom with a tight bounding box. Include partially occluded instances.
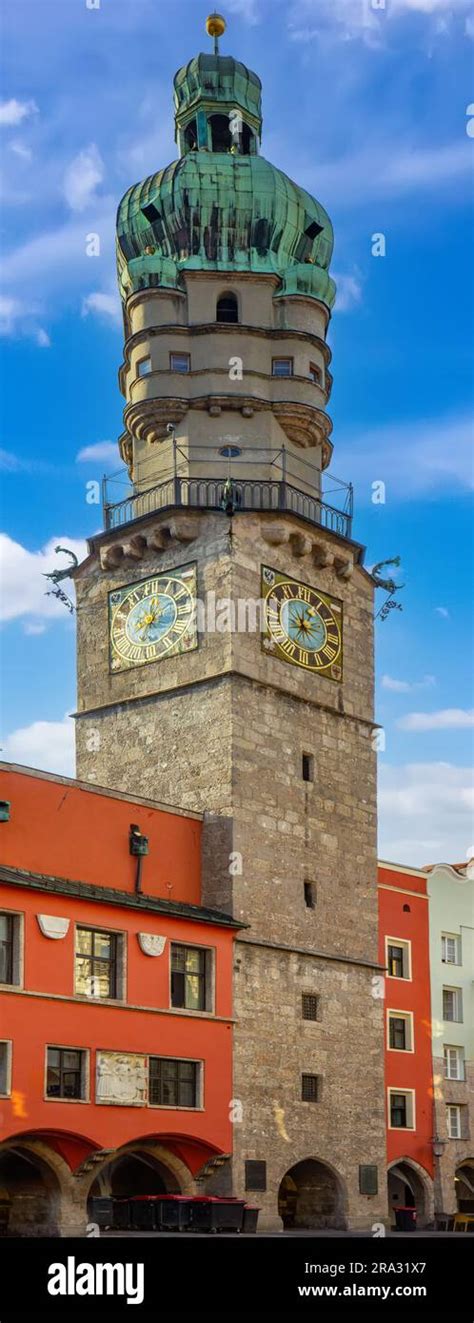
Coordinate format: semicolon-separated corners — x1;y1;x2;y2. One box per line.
0;1234;471;1323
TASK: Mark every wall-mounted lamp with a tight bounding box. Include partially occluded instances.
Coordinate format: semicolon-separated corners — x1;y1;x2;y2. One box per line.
129;823;149;895
431;1135;447;1159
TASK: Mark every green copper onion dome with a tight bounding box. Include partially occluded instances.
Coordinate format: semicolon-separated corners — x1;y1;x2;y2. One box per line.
116;20;336;311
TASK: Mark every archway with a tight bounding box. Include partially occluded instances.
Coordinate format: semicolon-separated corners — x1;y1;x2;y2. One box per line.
278;1159;346;1230
387;1160;433;1228
455;1160;474;1213
88;1149;180;1210
0;1145;61;1236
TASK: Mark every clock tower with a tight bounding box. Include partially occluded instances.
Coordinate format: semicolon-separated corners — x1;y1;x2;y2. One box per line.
74;14;387;1229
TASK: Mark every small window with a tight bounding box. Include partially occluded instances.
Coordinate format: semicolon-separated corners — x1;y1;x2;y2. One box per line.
245;1160;267;1192
388;1011;413;1052
309;362;322;385
219;445;241;458
386;939;410;980
171;943;211;1012
141;201;161;224
442;934;461;965
444;1046;464;1081
0;1041;12;1096
403;904;411;912
302;994;319;1021
305;220;324;241
304;881;316;910
149;1057;199;1109
0;912;21;987
46;1047;86;1100
209;113;232;153
302;753;314;783
216;293;238;324
301;1073;320;1103
137;356;152;377
272;357;293;378
447;1104;462;1140
170;352;190;373
359;1165;378;1196
75;927;120;1000
184;119;197;152
389;1089;415;1129
443;987;463;1023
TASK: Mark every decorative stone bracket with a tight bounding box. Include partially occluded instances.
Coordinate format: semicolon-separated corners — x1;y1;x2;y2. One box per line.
138;933;167;957
36;915;70;940
99;515;198;571
261;522;353;577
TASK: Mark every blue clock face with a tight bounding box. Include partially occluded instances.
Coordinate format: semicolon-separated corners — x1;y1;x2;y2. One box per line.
109;566;197;672
281;598;326;652
261;566;343;679
126;593;177;646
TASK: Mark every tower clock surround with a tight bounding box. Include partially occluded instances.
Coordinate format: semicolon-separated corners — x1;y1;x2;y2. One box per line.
74;15;387;1231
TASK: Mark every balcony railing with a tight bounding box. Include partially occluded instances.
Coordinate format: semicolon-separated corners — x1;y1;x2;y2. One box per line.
102;445;353;540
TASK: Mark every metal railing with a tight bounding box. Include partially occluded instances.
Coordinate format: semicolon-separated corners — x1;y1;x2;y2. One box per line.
102;445;353;540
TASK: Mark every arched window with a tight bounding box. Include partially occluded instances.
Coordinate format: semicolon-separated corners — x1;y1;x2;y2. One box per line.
184;119;197;152
216;292;239;324
209;114;232;152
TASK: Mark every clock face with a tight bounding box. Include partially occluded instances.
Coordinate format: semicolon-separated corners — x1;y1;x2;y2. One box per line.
261;565;343;680
109;564;197;672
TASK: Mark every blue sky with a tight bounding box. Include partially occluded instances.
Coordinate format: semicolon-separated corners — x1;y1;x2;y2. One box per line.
0;0;473;863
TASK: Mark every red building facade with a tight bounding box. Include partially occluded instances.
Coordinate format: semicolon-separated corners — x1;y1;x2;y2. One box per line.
0;763;241;1234
378;860;434;1226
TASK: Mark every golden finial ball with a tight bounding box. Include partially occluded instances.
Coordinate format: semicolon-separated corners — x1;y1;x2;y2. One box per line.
206;12;226;39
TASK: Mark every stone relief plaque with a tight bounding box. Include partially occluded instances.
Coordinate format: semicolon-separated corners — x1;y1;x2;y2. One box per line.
96;1051;147;1106
138;933;166;957
36;915;70;940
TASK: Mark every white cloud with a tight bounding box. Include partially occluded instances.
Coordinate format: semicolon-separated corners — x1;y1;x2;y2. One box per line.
1;716;75;778
0;294;50;347
337;412;474;501
35;327;51;348
0;533;87;624
225;0;261;21
76;440;119;464
382;674;436;693
63;144;104;213
378;760;474;865
289;0;472;47
0;98;38;127
23;622;46;636
333;272;363;312
435;606;450;618
397;708;474;731
81;291;121;323
8;140;32;162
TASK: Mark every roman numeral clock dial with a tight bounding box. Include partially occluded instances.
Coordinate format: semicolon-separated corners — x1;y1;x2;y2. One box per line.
109;564;197;672
261;566;343;680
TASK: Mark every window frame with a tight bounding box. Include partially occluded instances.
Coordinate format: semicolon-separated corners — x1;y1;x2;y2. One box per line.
442;986;463;1024
0;1040;12;1097
74;923;125;1002
387;1087;416;1131
302;752;314;783
0;909;24;989
385;935;412;981
301;1073;320;1103
444;1046;464;1081
304;881;316;909
216;291;239;324
169;351;191;374
309;361;323;386
148;1054;202;1111
272;357;294;378
302;993;319;1021
446;1105;462;1140
136;355;152;378
441;933;461;966
45;1044;89;1103
169;941;214;1015
387;1009;414;1053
